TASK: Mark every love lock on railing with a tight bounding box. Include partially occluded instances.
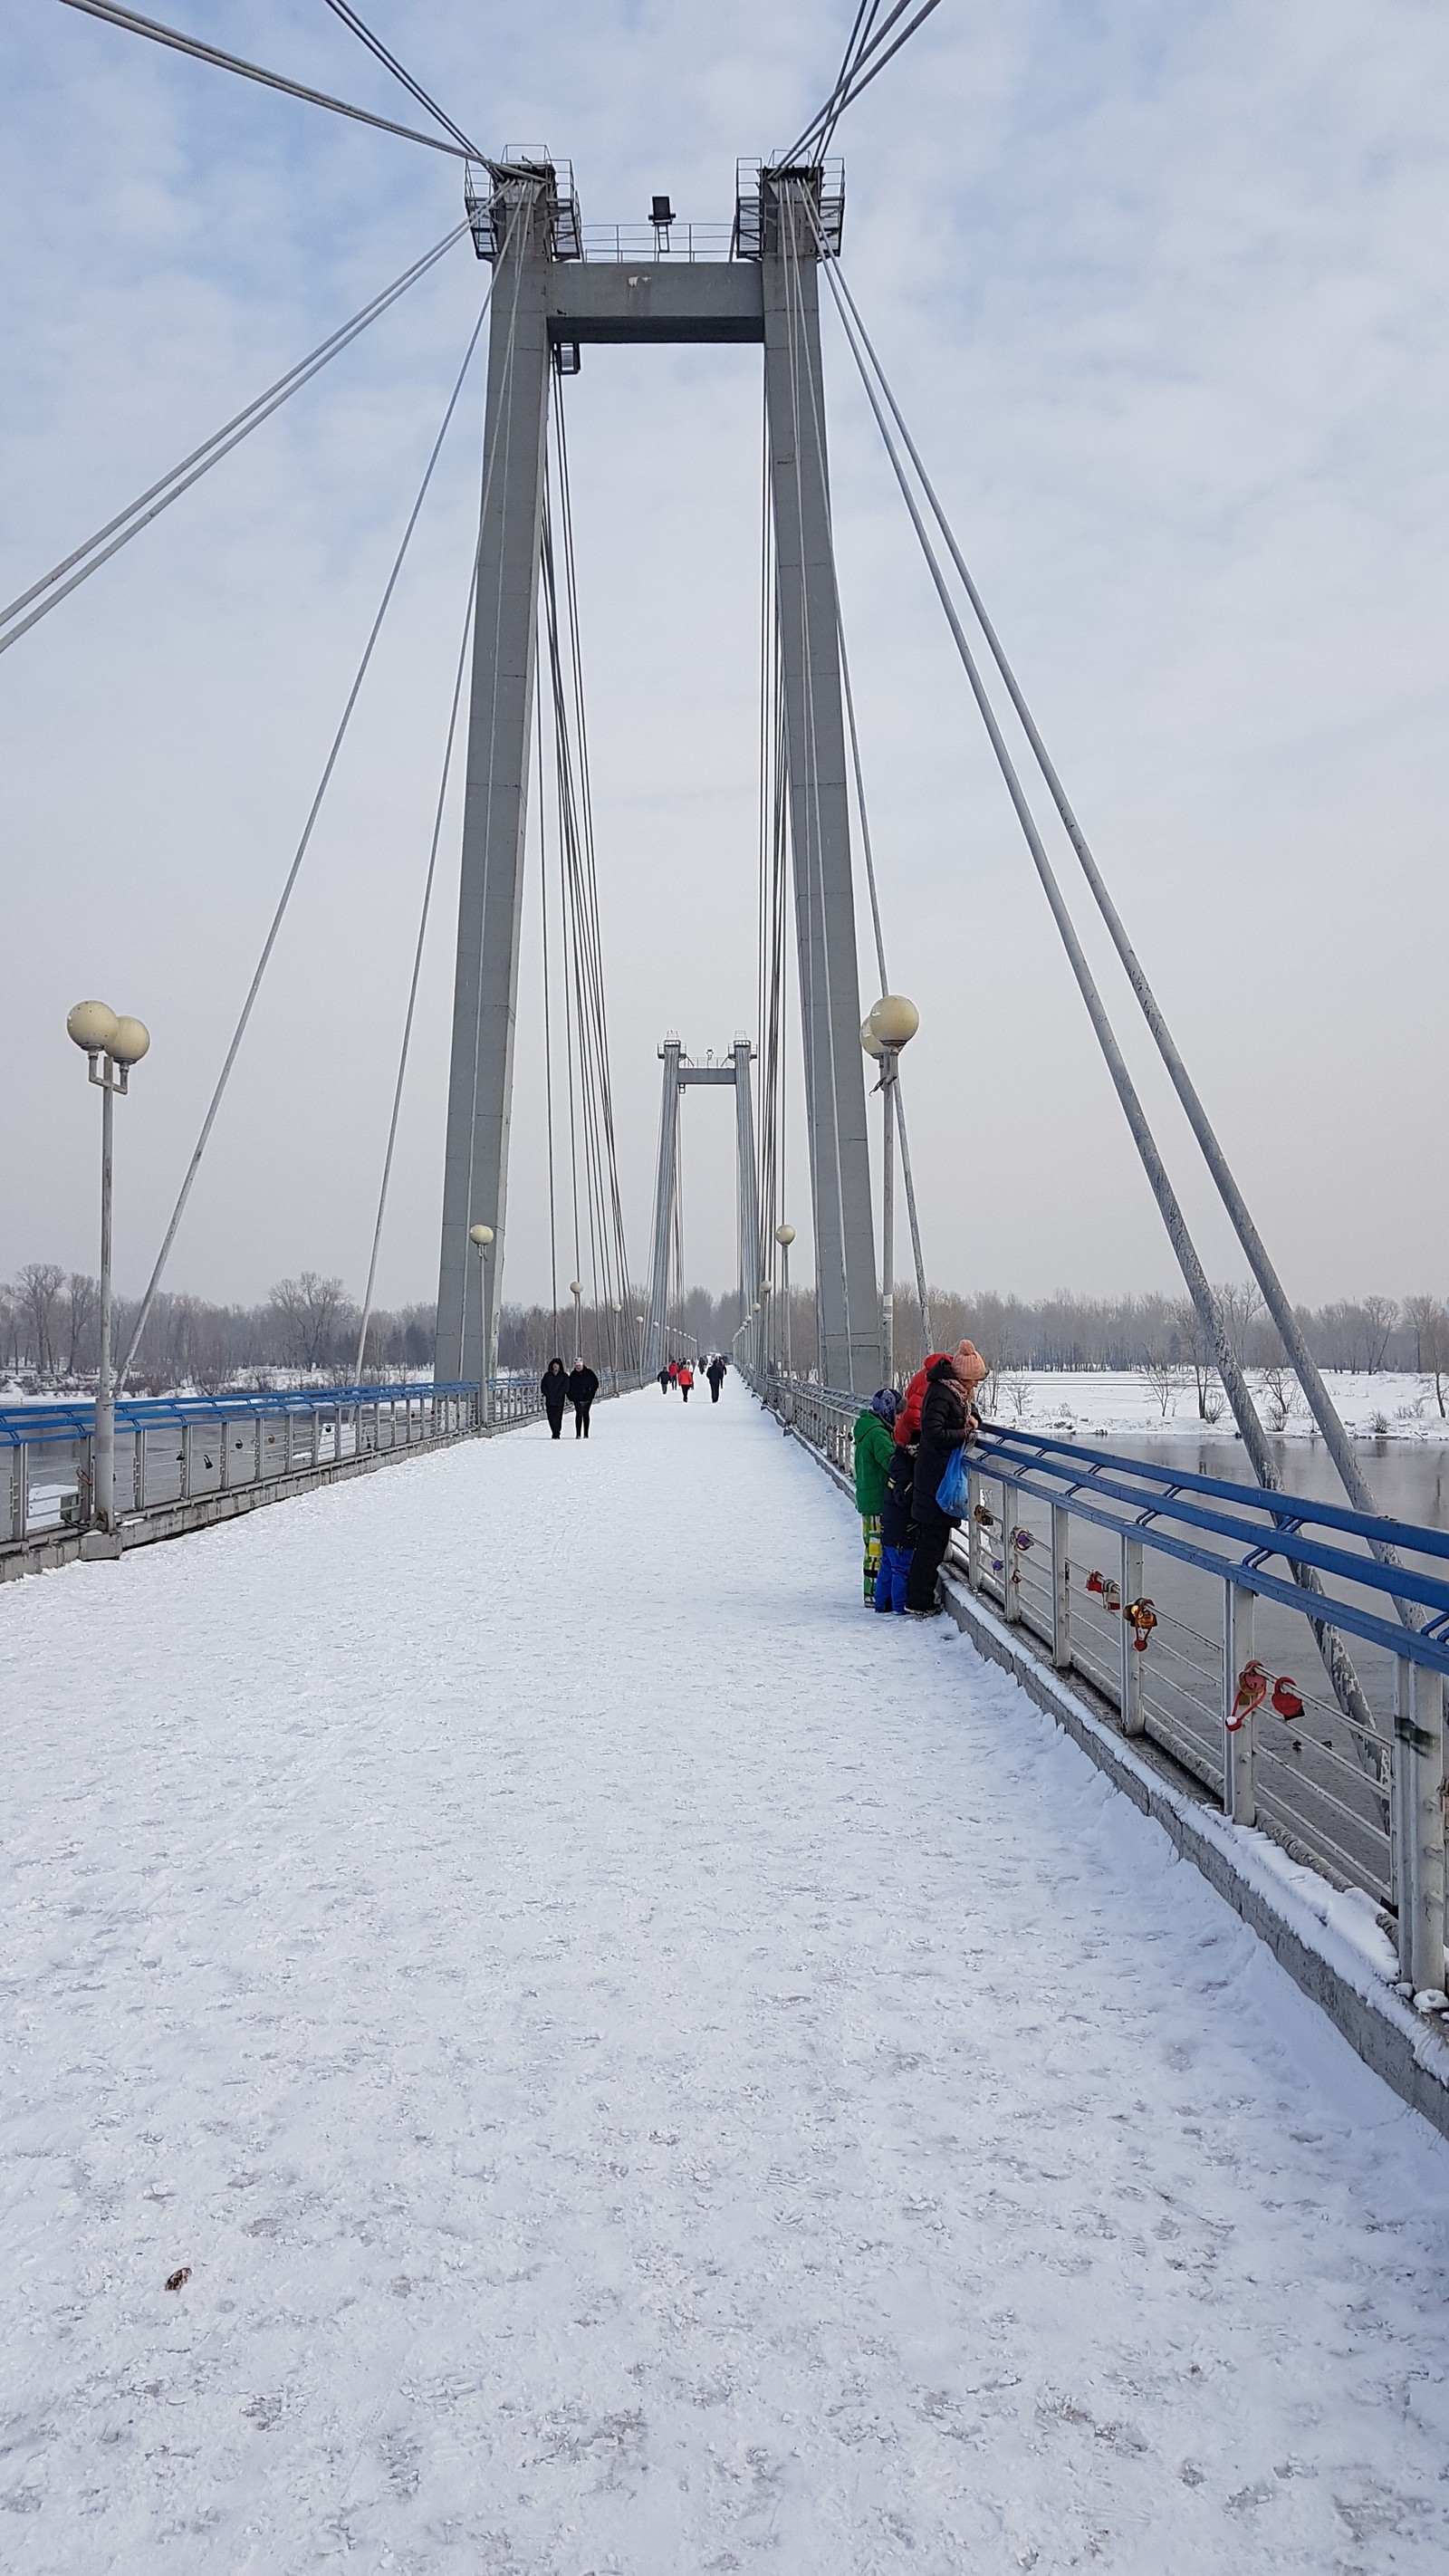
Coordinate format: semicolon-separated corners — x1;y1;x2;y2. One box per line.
1124;1597;1157;1653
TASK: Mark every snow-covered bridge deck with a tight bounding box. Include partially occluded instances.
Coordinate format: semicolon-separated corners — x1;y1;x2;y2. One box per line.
6;1380;1449;2570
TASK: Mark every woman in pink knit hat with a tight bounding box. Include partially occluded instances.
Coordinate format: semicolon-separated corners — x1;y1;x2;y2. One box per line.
905;1341;988;1615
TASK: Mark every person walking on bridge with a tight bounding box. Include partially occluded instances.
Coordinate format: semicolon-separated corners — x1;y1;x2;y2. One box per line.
678;1360;695;1402
566;1358;600;1439
707;1355;726;1403
853;1389;899;1605
541;1357;569;1441
907;1343;988;1615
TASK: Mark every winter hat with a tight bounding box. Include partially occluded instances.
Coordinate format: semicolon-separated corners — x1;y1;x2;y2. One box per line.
869;1388;900;1423
951;1340;989;1389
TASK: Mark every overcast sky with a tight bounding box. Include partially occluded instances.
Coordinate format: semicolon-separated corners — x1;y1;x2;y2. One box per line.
3;0;1445;1318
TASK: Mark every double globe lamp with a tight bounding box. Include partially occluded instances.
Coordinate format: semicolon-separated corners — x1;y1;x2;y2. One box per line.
66;998;151;1539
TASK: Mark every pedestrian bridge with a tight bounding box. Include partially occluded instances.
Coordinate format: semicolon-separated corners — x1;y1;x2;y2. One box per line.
6;1379;1449;2570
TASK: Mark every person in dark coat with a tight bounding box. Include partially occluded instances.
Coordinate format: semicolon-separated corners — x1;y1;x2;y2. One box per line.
905;1347;987;1613
875;1436;917;1614
541;1357;569;1440
566;1358;600;1438
707;1356;726;1402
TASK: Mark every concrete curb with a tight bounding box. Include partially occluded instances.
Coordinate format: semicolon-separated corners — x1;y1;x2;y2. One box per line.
937;1566;1449;2143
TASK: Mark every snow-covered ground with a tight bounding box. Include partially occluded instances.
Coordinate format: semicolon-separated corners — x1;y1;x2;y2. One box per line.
5;1380;1449;2571
986;1366;1446;1442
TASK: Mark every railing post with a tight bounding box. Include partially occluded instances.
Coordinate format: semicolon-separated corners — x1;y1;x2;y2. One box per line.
1051;1502;1071;1671
1223;1580;1256;1823
12;1439;28;1543
254;1416;264;1482
220;1417;231;1491
1001;1480;1021;1624
180;1422;193;1500
1396;1658;1447;1992
1119;1532;1144;1735
965;1467;982;1592
133;1425;146;1512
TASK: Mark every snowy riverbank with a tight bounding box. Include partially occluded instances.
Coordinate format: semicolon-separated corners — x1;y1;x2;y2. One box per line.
983;1366;1447;1442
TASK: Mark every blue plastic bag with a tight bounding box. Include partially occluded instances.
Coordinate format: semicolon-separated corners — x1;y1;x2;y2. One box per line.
936;1444;971;1518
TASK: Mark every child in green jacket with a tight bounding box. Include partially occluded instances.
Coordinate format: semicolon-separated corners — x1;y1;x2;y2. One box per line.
852;1389;900;1604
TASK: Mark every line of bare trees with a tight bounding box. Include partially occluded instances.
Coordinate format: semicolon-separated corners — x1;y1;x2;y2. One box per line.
5;1264;1447;1414
0;1266;433;1394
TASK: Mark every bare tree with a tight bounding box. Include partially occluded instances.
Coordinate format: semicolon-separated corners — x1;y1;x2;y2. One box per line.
1418;1300;1449;1421
17;1262;65;1376
1217;1278;1266;1373
268;1273;348;1372
1405;1293;1439;1375
1359;1293;1398;1375
1170;1296;1221;1422
1142;1357;1182;1421
1257;1364;1300;1433
64;1273;99;1377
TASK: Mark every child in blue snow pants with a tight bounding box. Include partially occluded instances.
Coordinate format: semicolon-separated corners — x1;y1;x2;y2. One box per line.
875;1543;914;1613
874;1439;916;1614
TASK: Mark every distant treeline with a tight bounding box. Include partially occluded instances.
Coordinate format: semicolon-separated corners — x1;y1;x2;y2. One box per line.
4;1264;1446;1392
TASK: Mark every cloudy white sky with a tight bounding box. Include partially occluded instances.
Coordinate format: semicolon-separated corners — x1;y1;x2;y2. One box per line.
3;0;1446;1317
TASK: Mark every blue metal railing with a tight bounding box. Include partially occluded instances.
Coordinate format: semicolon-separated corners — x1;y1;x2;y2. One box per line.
750;1367;1449;1979
0;1381;481;1447
972;1424;1449;1677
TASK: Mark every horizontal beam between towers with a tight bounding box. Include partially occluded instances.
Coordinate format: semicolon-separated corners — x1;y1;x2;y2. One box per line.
547;264;764;344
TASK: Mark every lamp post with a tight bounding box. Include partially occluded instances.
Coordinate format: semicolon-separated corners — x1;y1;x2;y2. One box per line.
864;995;919;1386
468;1225;494;1423
775;1222;795;1415
569;1280;583;1353
67;999;149;1538
609;1295;621;1394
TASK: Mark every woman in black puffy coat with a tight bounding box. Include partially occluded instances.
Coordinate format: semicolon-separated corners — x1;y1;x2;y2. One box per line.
905;1356;975;1614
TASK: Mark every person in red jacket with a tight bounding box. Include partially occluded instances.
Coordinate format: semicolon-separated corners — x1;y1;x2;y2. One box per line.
895;1341;987;1444
678;1361;695;1402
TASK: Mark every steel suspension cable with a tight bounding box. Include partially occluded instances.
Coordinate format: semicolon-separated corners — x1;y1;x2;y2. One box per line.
55;0;473;157
319;0;484;159
824;255;1413;1605
813;221;1383;1747
553;385;633;1334
837;618;933;1356
120;270;501;1383
783;0;945;164
352;554;481;1382
0;221;468;655
782;226;934;1360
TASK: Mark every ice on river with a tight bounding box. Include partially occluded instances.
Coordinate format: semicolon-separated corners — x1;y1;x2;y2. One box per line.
4;1379;1449;2571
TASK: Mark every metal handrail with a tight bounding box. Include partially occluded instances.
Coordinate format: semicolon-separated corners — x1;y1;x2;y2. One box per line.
0;1380;480;1444
747;1364;1449;1986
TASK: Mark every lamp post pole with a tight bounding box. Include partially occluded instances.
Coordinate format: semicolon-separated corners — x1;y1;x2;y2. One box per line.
469;1225;494;1424
67;1000;150;1537
862;996;918;1387
776;1223;795;1418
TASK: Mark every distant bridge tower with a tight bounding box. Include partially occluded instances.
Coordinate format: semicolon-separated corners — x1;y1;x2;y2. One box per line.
435;158;877;1393
644;1038;761;1374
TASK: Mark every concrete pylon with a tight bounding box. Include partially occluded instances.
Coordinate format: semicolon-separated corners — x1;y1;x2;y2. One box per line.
435;168;555;1388
761;172;878;1393
644;1043;761;1373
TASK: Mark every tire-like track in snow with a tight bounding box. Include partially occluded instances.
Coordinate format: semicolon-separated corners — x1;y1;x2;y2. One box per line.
4;1379;1449;2570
